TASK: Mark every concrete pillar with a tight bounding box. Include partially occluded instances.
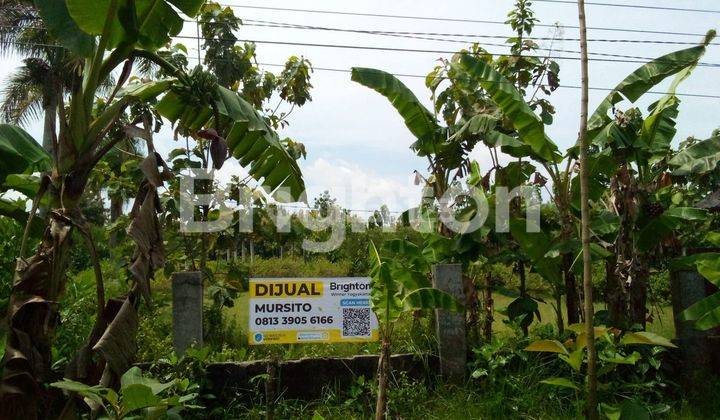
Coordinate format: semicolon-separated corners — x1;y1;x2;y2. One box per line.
670;269;711;372
172;271;203;355
431;263;466;383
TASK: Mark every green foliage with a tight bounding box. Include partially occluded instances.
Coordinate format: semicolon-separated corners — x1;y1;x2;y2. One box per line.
669;135;720;175
455;54;561;163
350;68;439;154
680;253;720;330
0;217;25;314
587;40;713;141
0;124;50;184
52;366;201;418
525;324;676;416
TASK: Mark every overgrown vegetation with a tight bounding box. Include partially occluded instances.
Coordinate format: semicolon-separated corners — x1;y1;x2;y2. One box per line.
0;0;718;418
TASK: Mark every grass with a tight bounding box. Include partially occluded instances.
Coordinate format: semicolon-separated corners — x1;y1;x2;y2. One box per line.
226;291;676;340
222;291;676;362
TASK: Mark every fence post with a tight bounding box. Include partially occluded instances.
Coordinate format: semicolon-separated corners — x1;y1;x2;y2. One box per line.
431;264;466;383
172;271;203;355
670;269;712;372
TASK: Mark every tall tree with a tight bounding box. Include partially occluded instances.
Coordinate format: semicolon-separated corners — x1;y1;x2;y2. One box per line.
576;0;598;418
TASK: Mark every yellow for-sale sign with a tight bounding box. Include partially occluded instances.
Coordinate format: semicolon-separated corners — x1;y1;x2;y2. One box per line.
248;277;379;345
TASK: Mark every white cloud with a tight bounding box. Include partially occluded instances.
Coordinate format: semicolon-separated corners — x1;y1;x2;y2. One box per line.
302;157;423;212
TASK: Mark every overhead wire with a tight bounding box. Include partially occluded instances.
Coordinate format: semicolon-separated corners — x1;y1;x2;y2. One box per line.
242;19;717;46
218;4;712;37
237;20;717;63
532;0;720;14
172;35;720;68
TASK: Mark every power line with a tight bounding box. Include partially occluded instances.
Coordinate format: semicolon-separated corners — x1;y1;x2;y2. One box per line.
239;20;717;62
250;61;720;99
173;35;720;68
5;38;718;99
220;4;710;37
243;19;715;46
533;0;720;14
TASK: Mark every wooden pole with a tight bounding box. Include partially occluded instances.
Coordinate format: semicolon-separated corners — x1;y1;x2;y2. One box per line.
576;0;598;418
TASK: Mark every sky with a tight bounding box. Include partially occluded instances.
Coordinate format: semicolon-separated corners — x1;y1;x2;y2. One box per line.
2;0;719;215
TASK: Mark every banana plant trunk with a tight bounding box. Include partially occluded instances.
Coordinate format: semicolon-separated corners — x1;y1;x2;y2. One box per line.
605;250;627;328
0;171;89;418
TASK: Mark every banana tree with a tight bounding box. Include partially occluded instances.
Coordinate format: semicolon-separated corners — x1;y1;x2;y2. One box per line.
0;1;306;416
453;32;715;330
369;240;462;420
584;32;716;328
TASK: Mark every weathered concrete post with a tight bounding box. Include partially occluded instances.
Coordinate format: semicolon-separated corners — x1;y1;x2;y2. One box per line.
670;269;712;372
172;271;203;355
431;264;466;383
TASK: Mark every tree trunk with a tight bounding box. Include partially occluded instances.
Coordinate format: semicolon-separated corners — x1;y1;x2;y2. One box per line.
41;96;57;154
563;253;581;325
605;251;627;328
0;172;88;418
109;194;124;247
375;338;391;420
554;285;565;335
576;1;598;418
629;262;649;328
482;273;494;341
518;261;529;337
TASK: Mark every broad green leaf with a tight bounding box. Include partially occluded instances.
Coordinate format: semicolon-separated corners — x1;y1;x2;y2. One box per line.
638;57;696;153
590;211;620;237
402;287;464;312
639;95;679;154
695;304;720;330
3;174;42;199
456;54;562;163
51;379;103;394
588;43;710;139
486;131;532;158
669;136;720;175
350;67;439;154
67;0;203;51
66;0;126;47
156;86;306;200
33;0;94;57
600;403;622;420
121;367;174;395
697;256;720;287
540;377;579;390
368;241;402;325
681;287;720;331
601;350;642;365
0;125;50;186
619;400;650;420
507;295;540;330
636;207;708;251
467;160;482;187
509;218;551;261
559;349;584;372
574;327;609;350
620;331;677;348
121;384;160;414
0;198;45;237
525;340;569;354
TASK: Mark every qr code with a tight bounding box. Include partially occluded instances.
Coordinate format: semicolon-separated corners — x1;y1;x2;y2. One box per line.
342;308;371;337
